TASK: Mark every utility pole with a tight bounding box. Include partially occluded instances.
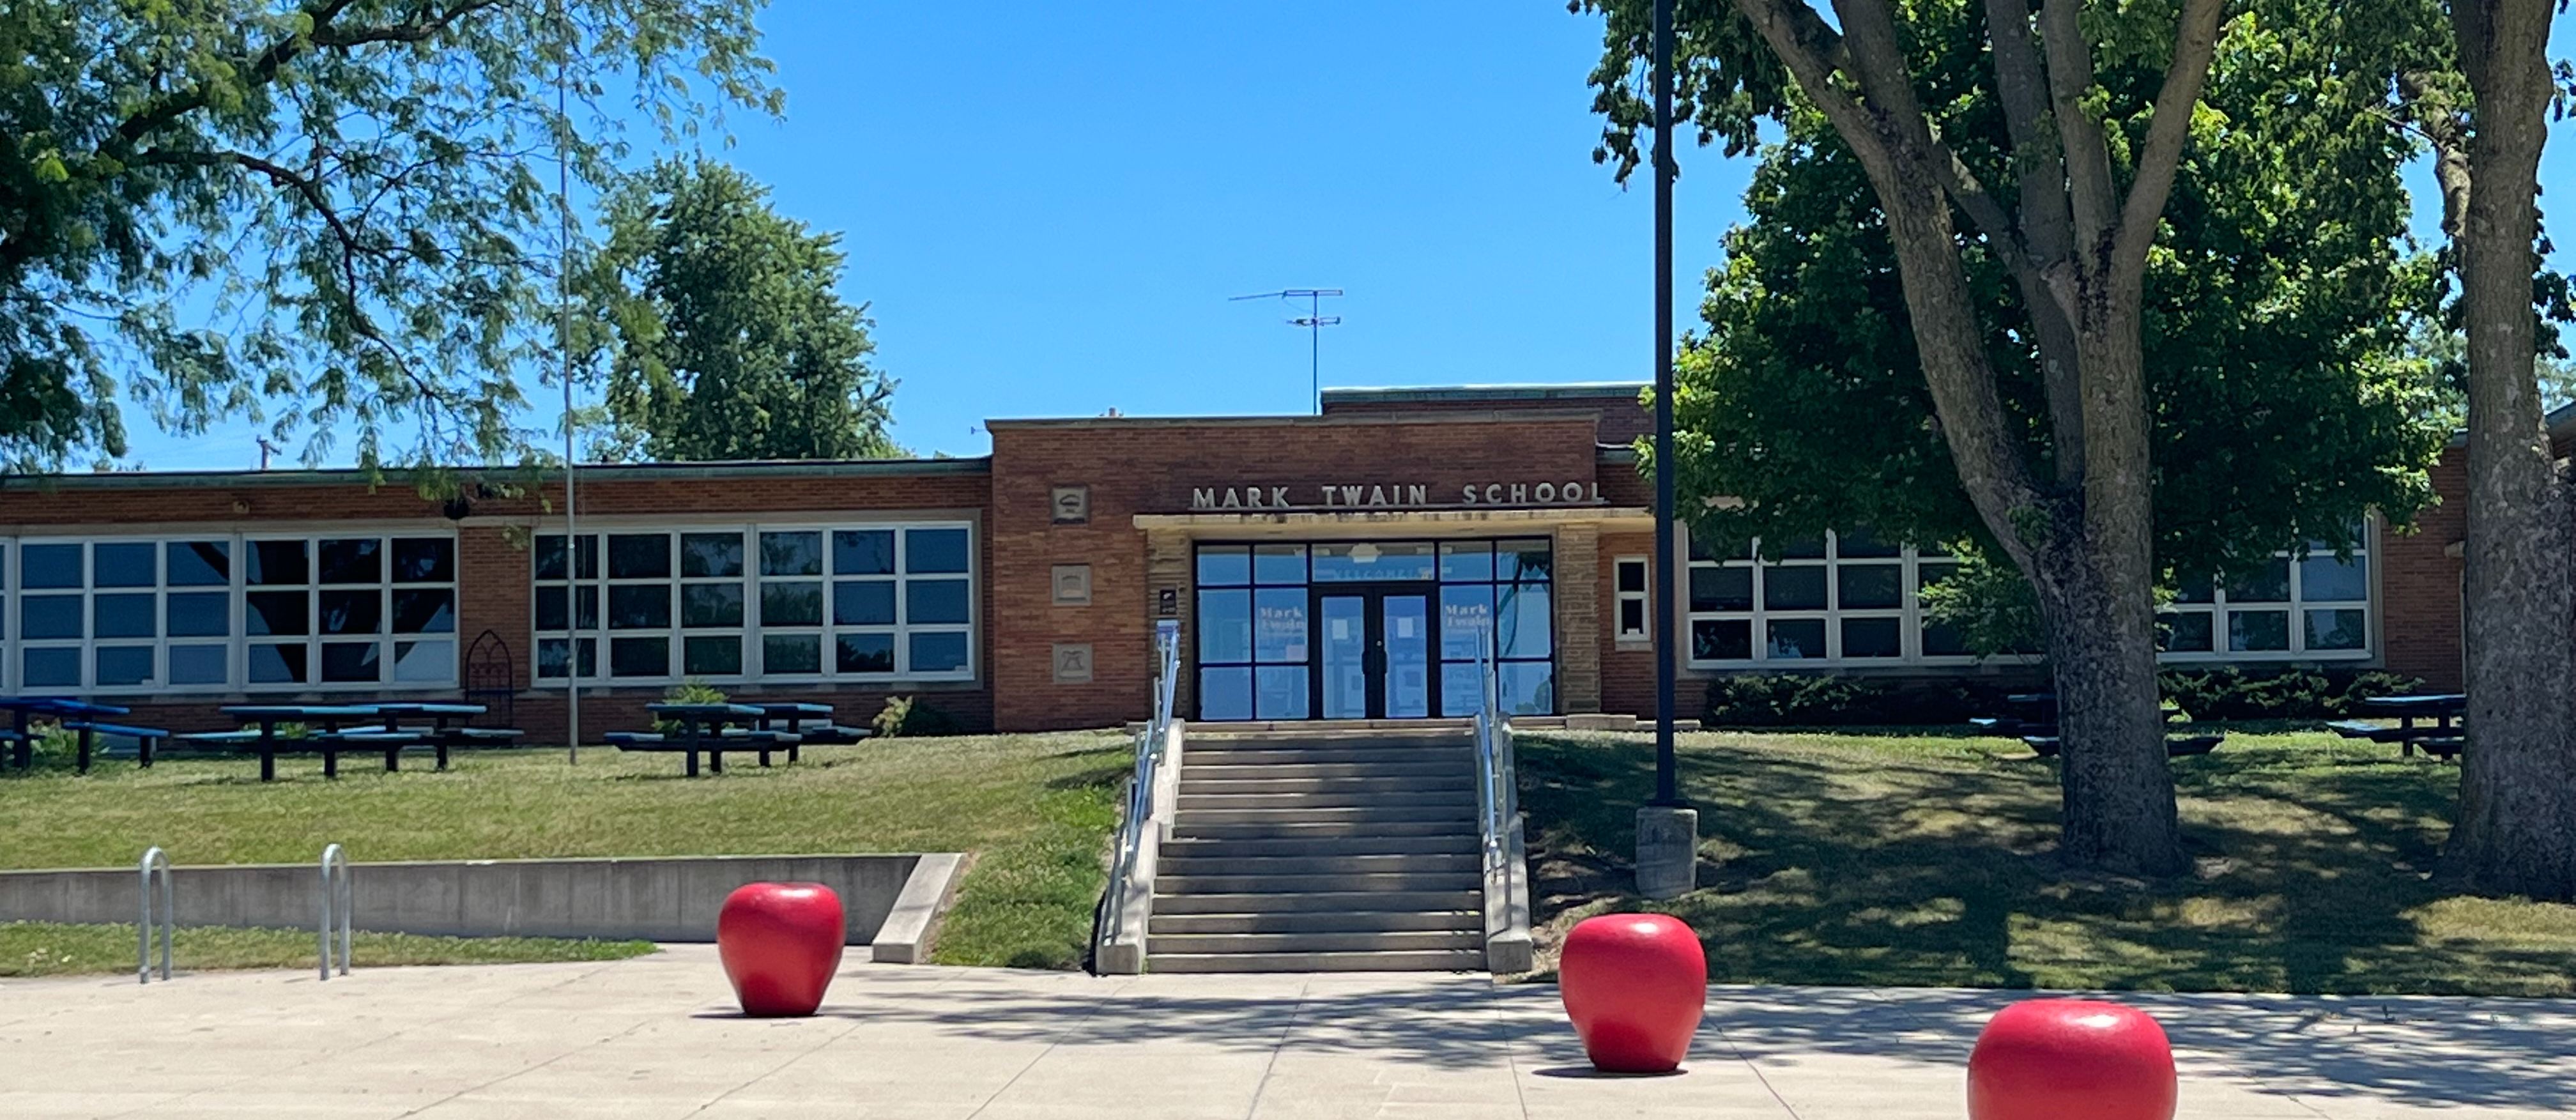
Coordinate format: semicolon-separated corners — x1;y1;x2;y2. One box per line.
1231;288;1343;413
1634;0;1698;901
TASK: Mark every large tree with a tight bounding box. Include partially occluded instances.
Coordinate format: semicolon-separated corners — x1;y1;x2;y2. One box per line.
579;157;897;462
0;0;777;473
1583;0;2335;873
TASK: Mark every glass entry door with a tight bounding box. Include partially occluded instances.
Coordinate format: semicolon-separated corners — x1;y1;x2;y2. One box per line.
1315;587;1433;719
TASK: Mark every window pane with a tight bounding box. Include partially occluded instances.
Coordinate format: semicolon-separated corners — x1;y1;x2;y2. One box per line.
1195;546;1251;587
96;647;153;686
681;584;744;629
835;633;894;673
1255;666;1308;719
169;592;229;638
1842;617;1902;658
1312;541;1436;582
910;631;969;673
610;636;670;677
1917;560;1959;594
1197;590;1252;663
1618;599;1646;636
906;528;970;574
533;535;567;580
1838;564;1903;610
536;638;596;679
393;640;452;682
1693;618;1752;661
1836;528;1901;558
24;543;82;588
247;540;309;585
318;589;383;635
2304;608;2368;651
833;581;896;626
1497;539;1553;582
1765;618;1828;659
1199;667;1253;721
573;586;598;631
1441;666;1483;718
609;534;671;579
24;647;79;687
760;582;822;627
1438;542;1494;583
318;539;383;585
1438;585;1494;659
393;589;455;634
248;643;307;684
168;542;230;586
393;538;455;583
1254;588;1307;662
1690;566;1753;612
832;530;895;576
1498;661;1554;716
756;531;822;576
2228;610;2290;652
535;586;572;631
763;634;821;675
95;542;155;587
2226;559;2290;603
2299;553;2368;602
1922;620;1969;657
1254;544;1307;585
1498;583;1552;659
1765;565;1828;611
906;578;971;625
94;593;155;638
245;591;308;636
609;585;673;629
22;595;82;639
170;645;228;685
2159;611;2215;652
1616;560;1647;594
684;636;744;676
679;533;744;579
2173;572;2215;604
321;641;381;683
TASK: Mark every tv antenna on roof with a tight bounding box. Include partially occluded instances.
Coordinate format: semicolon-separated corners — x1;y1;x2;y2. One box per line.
256;437;282;471
1230;288;1342;414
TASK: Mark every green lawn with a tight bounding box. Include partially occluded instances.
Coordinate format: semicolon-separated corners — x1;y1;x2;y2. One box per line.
0;733;1127;971
1;921;654;978
1519;728;2576;997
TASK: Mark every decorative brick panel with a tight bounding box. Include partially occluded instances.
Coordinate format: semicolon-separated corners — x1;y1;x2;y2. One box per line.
1553;525;1601;713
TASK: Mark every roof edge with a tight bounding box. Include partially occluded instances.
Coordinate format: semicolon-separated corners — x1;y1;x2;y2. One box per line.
0;457;992;491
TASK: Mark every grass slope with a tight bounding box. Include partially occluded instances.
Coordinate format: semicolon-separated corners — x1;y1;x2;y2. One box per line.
1520;730;2576;997
0;733;1127;970
1;921;655;978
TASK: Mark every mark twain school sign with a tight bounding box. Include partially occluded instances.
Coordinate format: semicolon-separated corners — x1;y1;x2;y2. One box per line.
1190;481;1608;511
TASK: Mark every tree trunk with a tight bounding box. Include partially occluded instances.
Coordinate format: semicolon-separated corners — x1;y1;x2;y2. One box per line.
2027;528;2187;875
2444;0;2576;900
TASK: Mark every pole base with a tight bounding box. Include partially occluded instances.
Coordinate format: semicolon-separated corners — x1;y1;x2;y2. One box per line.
1634;806;1699;900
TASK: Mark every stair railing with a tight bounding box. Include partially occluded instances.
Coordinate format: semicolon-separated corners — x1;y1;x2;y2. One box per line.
1473;619;1534;972
318;843;352;980
1098;621;1183;973
137;847;172;983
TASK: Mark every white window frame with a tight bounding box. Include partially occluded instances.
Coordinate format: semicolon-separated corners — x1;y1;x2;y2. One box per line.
1685;532;1970;669
5;531;459;695
2158;524;2375;663
533;519;977;687
1613;555;1651;647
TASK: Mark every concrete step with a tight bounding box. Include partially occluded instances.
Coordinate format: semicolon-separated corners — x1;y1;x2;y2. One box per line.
1146;930;1483;955
1162;834;1476;859
1178;760;1474;781
1179;775;1473;797
1158;852;1482;877
1171;817;1473;840
1154;871;1481;894
1186;747;1467;767
1149;909;1481;935
1177;790;1474;811
1151;890;1482;915
1174;806;1476;827
1146;949;1486;973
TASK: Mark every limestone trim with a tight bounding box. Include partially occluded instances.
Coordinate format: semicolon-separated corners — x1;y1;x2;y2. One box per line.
1553;524;1602;714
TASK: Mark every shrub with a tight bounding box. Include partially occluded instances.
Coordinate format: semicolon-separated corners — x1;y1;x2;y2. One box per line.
2158;666;2421;721
1703;674;1993;728
654;680;730;735
871;696;959;739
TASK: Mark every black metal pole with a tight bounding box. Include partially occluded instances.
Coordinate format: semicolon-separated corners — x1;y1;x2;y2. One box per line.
1650;0;1681;806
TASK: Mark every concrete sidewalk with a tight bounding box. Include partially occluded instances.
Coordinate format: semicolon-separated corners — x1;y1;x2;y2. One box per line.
2;947;2571;1118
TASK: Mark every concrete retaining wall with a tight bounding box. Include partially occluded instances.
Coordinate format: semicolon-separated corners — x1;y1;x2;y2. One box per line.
0;854;965;958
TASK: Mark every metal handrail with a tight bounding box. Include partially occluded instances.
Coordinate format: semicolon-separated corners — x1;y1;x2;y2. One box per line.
1104;624;1182;947
137;847;172;984
1473;624;1506;880
318;843;352;980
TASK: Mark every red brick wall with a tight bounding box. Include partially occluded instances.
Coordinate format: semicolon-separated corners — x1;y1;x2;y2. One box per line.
2380;450;2465;691
1322;394;1654;447
1597;530;1661;717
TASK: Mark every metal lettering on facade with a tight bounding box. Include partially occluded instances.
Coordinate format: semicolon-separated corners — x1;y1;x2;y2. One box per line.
1186;482;1604;512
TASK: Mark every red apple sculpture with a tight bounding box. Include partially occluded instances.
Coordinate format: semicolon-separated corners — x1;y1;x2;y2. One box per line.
1966;999;2177;1120
1558;912;1706;1073
716;882;846;1017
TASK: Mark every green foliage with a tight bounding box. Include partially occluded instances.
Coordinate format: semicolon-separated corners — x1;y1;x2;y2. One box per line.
1590;0;2451;582
871;696;958;740
653;680;728;735
2158;666;2422;721
1703;675;1991;728
1913;545;2046;659
580;157;898;462
0;0;779;477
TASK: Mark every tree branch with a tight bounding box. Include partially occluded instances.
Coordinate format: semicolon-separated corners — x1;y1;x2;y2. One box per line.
2109;0;2228;282
114;0;507;145
2037;0;2119;261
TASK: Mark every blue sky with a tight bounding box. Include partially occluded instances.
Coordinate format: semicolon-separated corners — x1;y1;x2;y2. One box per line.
130;1;2572;469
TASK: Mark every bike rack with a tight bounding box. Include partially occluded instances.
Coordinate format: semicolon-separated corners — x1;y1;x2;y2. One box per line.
318;843;352;980
137;847;172;983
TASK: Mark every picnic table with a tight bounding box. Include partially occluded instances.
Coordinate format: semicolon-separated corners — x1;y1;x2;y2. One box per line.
0;696;164;772
607;703;800;776
746;702;873;751
186;705;388;781
1972;693;2219;759
362;702;523;769
2331;693;2466;760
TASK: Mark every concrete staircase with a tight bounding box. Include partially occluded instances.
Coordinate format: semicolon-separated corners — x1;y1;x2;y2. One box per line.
1147;728;1486;972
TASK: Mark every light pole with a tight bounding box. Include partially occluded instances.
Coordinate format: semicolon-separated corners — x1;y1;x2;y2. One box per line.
1635;0;1699;900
